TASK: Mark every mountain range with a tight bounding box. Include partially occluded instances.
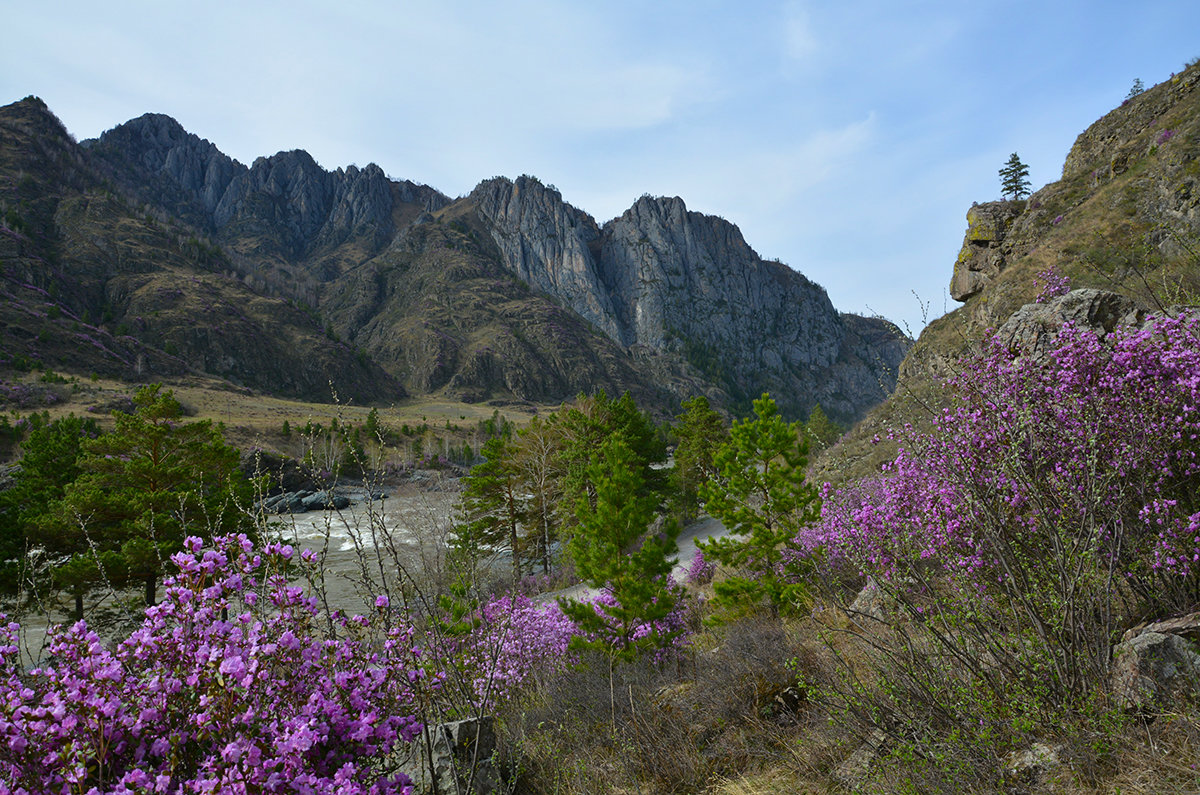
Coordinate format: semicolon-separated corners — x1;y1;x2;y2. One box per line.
0;96;909;422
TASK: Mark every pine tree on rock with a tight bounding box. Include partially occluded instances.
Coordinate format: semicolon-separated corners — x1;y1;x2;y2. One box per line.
999;152;1031;200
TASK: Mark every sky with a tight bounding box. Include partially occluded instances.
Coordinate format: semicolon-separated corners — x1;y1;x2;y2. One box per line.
4;1;1199;336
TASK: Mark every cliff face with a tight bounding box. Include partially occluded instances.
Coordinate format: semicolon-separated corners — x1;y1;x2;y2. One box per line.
468;178;617;339
470;177;908;421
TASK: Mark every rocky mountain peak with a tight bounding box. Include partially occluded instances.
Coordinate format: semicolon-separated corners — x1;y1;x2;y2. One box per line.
5;96;72;142
468;175;618;339
86;113;244;228
467;178;908;421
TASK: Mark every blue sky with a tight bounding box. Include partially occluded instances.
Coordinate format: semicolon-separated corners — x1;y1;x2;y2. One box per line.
4;1;1199;335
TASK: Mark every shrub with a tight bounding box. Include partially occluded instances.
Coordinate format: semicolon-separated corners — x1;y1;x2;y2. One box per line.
0;535;423;793
792;311;1200;789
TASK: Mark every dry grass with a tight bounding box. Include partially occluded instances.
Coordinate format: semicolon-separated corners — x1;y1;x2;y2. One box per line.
0;369;546;459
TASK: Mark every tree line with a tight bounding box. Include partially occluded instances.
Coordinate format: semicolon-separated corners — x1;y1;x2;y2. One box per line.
0;384;843;629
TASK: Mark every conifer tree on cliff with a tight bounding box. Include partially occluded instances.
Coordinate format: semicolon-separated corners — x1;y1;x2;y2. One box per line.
999;152;1031;200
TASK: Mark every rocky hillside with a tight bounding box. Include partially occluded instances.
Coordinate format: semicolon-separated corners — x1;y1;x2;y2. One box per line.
815;60;1200;484
0;96;909;419
0;99;402;402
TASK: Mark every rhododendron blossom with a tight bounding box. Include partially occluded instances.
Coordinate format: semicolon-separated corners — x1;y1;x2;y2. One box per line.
1;535;422;794
797;312;1200;606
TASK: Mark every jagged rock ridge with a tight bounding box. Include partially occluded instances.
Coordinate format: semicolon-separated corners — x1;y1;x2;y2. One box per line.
2;96;911;419
470;177;909;421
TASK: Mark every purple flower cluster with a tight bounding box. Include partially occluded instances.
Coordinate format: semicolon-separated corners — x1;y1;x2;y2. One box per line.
799;313;1200;592
685;550;715;585
1034;267;1071;303
1157;128;1176;145
0;381;61;408
460;594;577;704
1;533;702;792
1;535;422;794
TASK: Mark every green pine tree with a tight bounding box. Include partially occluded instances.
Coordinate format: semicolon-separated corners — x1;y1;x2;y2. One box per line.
559;435;680;661
999;152;1031;200
554;391;666;533
454;435;525;586
698;394;820;616
0;415;101;609
50;384;252;611
804;403;842;452
670;395;729;523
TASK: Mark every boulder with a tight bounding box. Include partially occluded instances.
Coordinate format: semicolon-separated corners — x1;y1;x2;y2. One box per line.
996;288;1144;357
300;490;350;510
240;449;319;493
403;717;502;795
1110;630;1200;710
1004;742;1062;789
846;577;888;623
832;728;887;789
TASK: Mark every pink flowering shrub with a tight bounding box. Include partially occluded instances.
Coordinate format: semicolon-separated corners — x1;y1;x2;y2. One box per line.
1034;266;1071;302
459;593;577;705
458;583;694;709
685;550;714;585
797;313;1200;698
0;535;423;794
577;579;694;663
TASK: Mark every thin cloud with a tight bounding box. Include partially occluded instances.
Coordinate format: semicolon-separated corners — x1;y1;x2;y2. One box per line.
781;2;820;61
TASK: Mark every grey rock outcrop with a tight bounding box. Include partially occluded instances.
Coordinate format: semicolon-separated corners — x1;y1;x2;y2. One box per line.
1110;631;1200;710
472;177;910;422
846;577;888;623
402;717;502;795
949;201;1024;301
997;288;1145;356
214;149;341;258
